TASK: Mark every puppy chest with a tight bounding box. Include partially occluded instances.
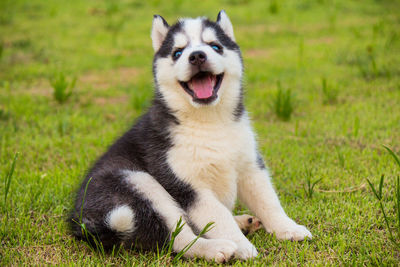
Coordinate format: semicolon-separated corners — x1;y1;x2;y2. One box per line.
167;124;245;205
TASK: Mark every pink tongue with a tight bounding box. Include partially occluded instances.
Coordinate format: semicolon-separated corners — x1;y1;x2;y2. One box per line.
191;75;213;99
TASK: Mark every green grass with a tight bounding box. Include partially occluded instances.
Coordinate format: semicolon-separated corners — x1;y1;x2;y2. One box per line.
1;0;400;265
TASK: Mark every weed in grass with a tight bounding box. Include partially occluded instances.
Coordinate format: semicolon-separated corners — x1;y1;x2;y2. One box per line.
0;107;10;121
336;146;345;168
321;77;339;104
366;146;400;248
357;45;390;80
270;82;296;121
161;217;214;263
302;169;322;199
269;0;279;14
50;72;76;104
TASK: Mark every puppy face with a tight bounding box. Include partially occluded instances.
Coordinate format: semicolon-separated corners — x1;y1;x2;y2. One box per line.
152;11;242;109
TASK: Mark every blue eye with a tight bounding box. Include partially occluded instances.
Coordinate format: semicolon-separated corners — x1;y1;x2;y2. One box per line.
211;44;221;51
173;50;183;59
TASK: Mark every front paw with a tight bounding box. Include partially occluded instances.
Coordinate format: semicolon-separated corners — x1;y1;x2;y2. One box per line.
273;222;312;241
202;239;238;263
234;240;258;260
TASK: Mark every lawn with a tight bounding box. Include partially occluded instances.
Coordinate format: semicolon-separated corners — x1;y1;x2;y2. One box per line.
1;0;400;265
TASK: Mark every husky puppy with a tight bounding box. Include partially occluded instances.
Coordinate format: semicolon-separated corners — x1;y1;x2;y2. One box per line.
69;11;312;263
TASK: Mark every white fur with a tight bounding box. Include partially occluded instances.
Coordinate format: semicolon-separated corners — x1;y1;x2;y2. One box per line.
106;205;135;234
151;16;169;51
124;171;238;262
202;28;217;43
167;115;254;208
217;11;235;41
174;32;188;48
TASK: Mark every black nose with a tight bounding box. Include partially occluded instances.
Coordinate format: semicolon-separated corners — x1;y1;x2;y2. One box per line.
189;51;207;66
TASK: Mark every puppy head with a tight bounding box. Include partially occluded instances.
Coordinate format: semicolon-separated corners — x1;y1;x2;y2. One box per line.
152;11;243;110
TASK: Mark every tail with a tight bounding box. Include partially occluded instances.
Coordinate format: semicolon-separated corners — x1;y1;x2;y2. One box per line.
68;213;122;251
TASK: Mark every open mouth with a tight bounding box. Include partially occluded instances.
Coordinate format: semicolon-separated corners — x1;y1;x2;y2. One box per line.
179;72;224;104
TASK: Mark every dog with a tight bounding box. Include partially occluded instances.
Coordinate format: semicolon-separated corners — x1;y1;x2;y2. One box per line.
69;11;312;263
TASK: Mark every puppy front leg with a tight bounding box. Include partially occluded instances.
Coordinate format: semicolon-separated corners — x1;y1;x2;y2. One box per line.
238;165;312;241
188;189;258;260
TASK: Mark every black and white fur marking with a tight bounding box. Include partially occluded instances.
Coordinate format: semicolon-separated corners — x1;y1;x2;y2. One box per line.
69;11;312;263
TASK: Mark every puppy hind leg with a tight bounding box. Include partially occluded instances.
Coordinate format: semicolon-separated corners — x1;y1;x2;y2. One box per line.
124;171;237;263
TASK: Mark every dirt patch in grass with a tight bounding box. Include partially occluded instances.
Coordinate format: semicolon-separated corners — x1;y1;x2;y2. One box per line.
307;37;335;45
245;48;271;59
80;67;141;90
13;245;65;265
93;95;128;105
28;80;52;96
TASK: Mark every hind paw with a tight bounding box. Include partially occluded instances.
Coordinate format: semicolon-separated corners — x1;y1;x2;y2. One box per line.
234;214;263;236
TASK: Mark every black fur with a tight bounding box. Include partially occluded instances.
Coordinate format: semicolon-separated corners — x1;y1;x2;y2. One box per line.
233;86;245;120
154;15;169;28
216;11;223;23
154;21;183;58
257;153;266;169
203;19;239;51
69;93;197;250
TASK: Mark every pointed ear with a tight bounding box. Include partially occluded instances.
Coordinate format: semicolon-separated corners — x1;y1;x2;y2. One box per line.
151;15;169;52
216;10;235;41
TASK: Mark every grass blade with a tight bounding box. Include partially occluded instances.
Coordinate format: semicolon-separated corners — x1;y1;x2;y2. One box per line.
80;177;93;223
366;178;381;200
4;152;18;206
383;145;400;168
378;174;384;200
173;222;215;263
397;175;400;237
167;217;184;255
